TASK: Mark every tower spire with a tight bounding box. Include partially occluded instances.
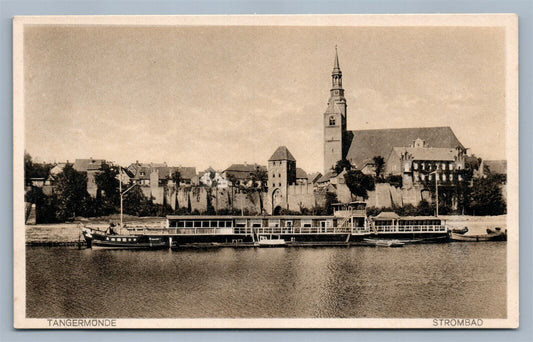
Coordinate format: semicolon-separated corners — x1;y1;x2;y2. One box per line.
333;45;341;72
330;46;343;95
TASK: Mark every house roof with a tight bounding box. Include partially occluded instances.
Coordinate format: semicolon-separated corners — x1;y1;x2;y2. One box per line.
346;127;464;169
224;163;266;173
373;211;400;220
316;170;336;183
483;160;507;175
269;146;296;162
50;163;67;175
176;167;197;180
391;147;458;162
308;172;323;183
296;168;307;179
127;163;196;181
73;159;105;172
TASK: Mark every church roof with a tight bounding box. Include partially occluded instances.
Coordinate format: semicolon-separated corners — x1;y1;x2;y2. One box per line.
269;146;296;162
346;127;464;169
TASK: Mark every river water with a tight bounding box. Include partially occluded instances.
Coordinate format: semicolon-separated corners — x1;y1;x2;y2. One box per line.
26;243;506;318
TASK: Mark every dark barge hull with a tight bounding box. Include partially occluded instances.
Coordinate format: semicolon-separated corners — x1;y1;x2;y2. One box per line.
83;231;449;249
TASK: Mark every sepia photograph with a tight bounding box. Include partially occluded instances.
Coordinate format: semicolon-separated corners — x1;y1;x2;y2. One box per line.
13;14;518;329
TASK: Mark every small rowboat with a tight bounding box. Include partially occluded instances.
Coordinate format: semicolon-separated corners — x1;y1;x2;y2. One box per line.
255;235;287;247
450;227;506;242
364;238;405;248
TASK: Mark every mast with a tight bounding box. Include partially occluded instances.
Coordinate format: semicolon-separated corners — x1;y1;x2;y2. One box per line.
120;166;123;227
119;166;138;228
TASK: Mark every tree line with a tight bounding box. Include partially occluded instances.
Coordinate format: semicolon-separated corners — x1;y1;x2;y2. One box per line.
331;156;506;216
24;153;172;223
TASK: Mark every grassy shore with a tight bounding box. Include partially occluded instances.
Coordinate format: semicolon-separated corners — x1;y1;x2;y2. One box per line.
25;214;508;244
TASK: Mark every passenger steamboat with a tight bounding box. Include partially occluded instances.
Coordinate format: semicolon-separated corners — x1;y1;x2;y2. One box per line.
81;202;450;249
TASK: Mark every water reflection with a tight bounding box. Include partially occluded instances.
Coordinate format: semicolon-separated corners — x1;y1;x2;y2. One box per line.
26;243;506;318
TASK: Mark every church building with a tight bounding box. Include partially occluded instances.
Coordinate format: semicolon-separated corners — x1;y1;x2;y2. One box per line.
323;48;466;175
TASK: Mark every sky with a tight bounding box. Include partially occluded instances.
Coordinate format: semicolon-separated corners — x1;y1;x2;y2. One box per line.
23;24;506;173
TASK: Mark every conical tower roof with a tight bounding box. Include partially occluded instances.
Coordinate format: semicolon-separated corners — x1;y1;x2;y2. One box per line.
269;146;296;162
332;45;341;75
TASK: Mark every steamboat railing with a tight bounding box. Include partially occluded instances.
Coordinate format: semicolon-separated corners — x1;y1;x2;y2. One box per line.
373;225;447;233
128;224;446;236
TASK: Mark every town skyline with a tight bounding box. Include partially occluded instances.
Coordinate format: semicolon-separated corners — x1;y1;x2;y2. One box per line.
24;25;506;172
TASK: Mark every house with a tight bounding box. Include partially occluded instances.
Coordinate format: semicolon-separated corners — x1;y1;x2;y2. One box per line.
222;163;267;187
199;167;229;188
73;158;107;197
307;172;323;185
127;162;168;186
128;162;198;187
49;162;68;176
385;138;466;189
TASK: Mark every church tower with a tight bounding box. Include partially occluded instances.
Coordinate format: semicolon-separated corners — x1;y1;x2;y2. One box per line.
323;47;347;174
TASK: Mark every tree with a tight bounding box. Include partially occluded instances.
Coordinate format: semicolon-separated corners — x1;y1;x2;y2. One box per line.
94;163;120;214
324;191;338;215
334;159;353;174
24;152;53;186
373;156;385;180
54;163;91;221
251;167;268;190
170;170;181;186
464;155;482;174
469;175;506;215
343;169;375;200
226;174;239;188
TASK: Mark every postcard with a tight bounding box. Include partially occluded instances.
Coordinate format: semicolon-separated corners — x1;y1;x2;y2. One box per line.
13;14;518;329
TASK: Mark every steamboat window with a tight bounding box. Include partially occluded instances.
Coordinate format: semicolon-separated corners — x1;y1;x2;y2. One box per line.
177;221;184;228
210;221;217;227
185;221;193;228
194;221;201;228
202;221;209;228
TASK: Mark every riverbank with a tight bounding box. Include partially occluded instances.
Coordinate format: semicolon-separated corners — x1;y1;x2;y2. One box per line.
25;214;508;245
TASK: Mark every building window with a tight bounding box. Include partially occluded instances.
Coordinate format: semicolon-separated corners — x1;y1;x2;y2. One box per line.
273;174;275;178
272;183;275;187
329;116;336;125
278;174;281;178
